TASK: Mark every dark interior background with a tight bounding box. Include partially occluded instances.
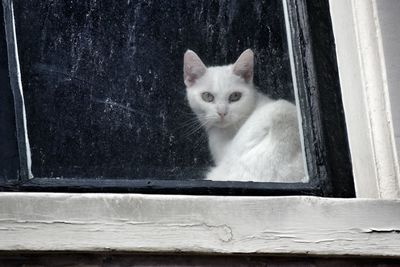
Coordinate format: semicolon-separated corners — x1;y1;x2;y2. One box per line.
1;254;399;267
13;0;294;179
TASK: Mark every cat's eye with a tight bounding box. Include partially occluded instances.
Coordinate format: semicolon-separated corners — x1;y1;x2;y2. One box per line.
201;92;214;102
229;92;242;102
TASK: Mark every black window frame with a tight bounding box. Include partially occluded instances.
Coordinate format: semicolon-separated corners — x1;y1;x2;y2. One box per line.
0;0;355;197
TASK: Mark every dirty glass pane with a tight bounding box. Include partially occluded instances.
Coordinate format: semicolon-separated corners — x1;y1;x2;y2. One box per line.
13;0;307;182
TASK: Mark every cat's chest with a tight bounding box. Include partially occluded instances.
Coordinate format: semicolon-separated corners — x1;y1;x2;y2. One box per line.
207;128;236;164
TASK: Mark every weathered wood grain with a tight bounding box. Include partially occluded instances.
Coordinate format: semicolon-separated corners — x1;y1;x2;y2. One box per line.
0;193;399;256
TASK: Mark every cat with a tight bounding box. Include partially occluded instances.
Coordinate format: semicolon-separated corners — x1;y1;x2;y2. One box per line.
183;49;306;182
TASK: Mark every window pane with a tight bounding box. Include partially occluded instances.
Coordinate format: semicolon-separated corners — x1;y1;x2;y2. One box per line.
14;0;306;182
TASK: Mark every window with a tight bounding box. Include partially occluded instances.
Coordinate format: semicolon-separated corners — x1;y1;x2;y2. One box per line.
0;0;399;259
1;0;354;197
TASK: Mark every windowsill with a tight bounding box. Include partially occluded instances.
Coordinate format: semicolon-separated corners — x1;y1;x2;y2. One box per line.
0;192;399;256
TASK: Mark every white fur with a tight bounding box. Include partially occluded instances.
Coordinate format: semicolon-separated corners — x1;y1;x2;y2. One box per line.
184;49;306;182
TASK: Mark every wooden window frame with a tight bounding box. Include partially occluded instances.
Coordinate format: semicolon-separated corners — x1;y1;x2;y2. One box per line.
0;0;355;197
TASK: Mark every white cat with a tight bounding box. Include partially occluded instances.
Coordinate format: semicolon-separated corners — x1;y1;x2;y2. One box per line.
183;49;306;182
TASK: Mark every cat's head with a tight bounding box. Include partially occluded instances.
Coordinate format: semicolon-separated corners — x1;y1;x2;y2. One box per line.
183;49;257;129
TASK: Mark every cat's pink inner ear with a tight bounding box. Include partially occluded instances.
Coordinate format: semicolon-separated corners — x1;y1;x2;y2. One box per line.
233;49;254;83
183;50;207;87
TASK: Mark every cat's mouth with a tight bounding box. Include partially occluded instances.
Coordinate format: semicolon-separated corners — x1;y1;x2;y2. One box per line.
215;118;231;128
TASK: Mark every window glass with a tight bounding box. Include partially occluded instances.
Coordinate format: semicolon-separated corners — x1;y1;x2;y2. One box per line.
13;0;306;182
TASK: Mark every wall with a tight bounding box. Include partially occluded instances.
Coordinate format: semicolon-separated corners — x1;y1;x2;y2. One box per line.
374;0;400;163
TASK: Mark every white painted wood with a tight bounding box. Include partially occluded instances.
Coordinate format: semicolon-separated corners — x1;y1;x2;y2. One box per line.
329;0;400;198
374;0;400;192
0;193;399;256
351;0;400;198
329;0;379;198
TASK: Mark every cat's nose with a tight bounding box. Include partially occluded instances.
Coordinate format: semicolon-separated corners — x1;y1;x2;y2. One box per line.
218;111;227;118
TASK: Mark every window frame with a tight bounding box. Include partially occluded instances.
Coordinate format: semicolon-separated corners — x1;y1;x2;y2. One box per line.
329;0;400;198
0;0;355;197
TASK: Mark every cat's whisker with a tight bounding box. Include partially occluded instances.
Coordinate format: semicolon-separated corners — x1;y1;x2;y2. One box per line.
180;111;198;116
175;119;201;130
174;114;216;138
180;118;212;139
172;116;204;133
181;123;206;139
179;121;202;136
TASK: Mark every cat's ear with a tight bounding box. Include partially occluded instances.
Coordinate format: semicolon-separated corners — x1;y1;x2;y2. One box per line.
233;49;254;83
184;50;207;87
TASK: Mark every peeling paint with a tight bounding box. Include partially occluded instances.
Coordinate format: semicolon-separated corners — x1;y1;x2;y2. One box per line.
362;228;400;234
0;193;399;256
